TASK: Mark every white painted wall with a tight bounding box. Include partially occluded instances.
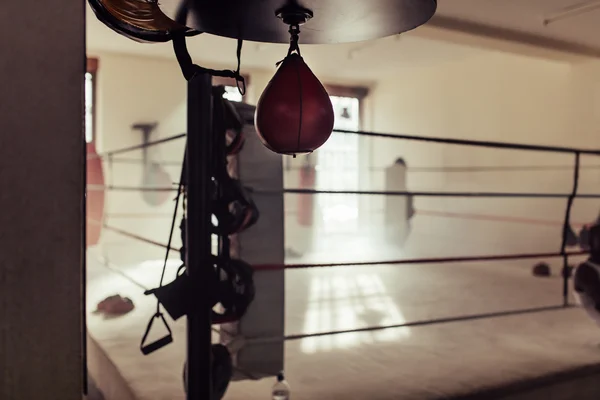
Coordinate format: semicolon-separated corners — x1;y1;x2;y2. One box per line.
365;52;600;260
90;53;186;265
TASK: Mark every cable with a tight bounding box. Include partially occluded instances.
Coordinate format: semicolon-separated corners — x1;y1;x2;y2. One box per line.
155;144;187;314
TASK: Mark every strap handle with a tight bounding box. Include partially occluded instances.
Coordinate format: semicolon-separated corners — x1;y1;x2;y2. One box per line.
172;33;246;95
140;313;174;355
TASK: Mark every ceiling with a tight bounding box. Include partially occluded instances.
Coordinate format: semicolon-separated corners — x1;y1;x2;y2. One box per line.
86;1;600;81
85;5;477;82
432;0;600;55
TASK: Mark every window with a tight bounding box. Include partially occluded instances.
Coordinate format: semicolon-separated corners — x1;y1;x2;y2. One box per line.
86;58;98;144
85;72;94;143
223;86;243;103
212;76;248;103
315;86;367;234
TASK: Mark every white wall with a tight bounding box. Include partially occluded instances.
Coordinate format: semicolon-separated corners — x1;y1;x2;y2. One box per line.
569;60;600;146
90;53;185;264
365;51;600;259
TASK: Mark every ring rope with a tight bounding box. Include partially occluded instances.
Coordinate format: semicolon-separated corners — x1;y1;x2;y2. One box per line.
375;164;600;173
89;219;175;251
416;210;584;228
89;252;575;357
90;216;590;271
89;248;576;342
103;209;589;229
95;158;600;173
88;129;600;159
102;157;183;167
282;305;574;342
88;185;177;192
89;185;600;199
88;133;186;160
259;188;600;199
253;250;589;271
333;128;600;155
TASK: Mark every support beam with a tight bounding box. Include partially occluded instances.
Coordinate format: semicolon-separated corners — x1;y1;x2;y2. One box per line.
186;72;214;400
0;1;85;399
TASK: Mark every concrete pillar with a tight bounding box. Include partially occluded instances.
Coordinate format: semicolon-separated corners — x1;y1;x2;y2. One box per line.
221;102;285;379
0;2;85;400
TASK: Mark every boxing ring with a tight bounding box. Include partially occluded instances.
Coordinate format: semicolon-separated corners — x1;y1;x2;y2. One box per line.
86;114;600;399
82;1;600;398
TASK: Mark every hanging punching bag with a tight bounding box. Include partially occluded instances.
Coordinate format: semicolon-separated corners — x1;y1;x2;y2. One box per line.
87;142;105;247
255;53;334;155
297;162;315;227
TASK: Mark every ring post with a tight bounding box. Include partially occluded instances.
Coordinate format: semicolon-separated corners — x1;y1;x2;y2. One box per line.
186;71;213;400
562;152;581;307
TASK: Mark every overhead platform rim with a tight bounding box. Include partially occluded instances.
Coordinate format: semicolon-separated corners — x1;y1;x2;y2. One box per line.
156;0;438;44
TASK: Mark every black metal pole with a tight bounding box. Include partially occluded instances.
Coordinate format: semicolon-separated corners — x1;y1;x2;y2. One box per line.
186;72;213;400
561;152;581;307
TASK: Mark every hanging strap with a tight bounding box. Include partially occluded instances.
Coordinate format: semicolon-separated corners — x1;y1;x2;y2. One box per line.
140;313;174;355
171;1;245;91
276;24;302;66
155;144;187;314
172;33;246;95
139;143;187;355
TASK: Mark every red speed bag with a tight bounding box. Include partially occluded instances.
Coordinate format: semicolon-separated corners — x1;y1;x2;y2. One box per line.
298;165;315;226
254;54;334;155
87;143;105;247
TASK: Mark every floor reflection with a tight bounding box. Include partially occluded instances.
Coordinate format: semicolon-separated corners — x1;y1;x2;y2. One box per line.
301;272;411;354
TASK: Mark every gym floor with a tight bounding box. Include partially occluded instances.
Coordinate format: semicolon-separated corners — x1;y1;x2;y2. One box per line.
86;215;600;399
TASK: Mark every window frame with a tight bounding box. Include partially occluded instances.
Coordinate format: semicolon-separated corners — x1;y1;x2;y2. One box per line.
86;58;99;144
313;84;369;235
212;75;250;104
325;84;369;131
